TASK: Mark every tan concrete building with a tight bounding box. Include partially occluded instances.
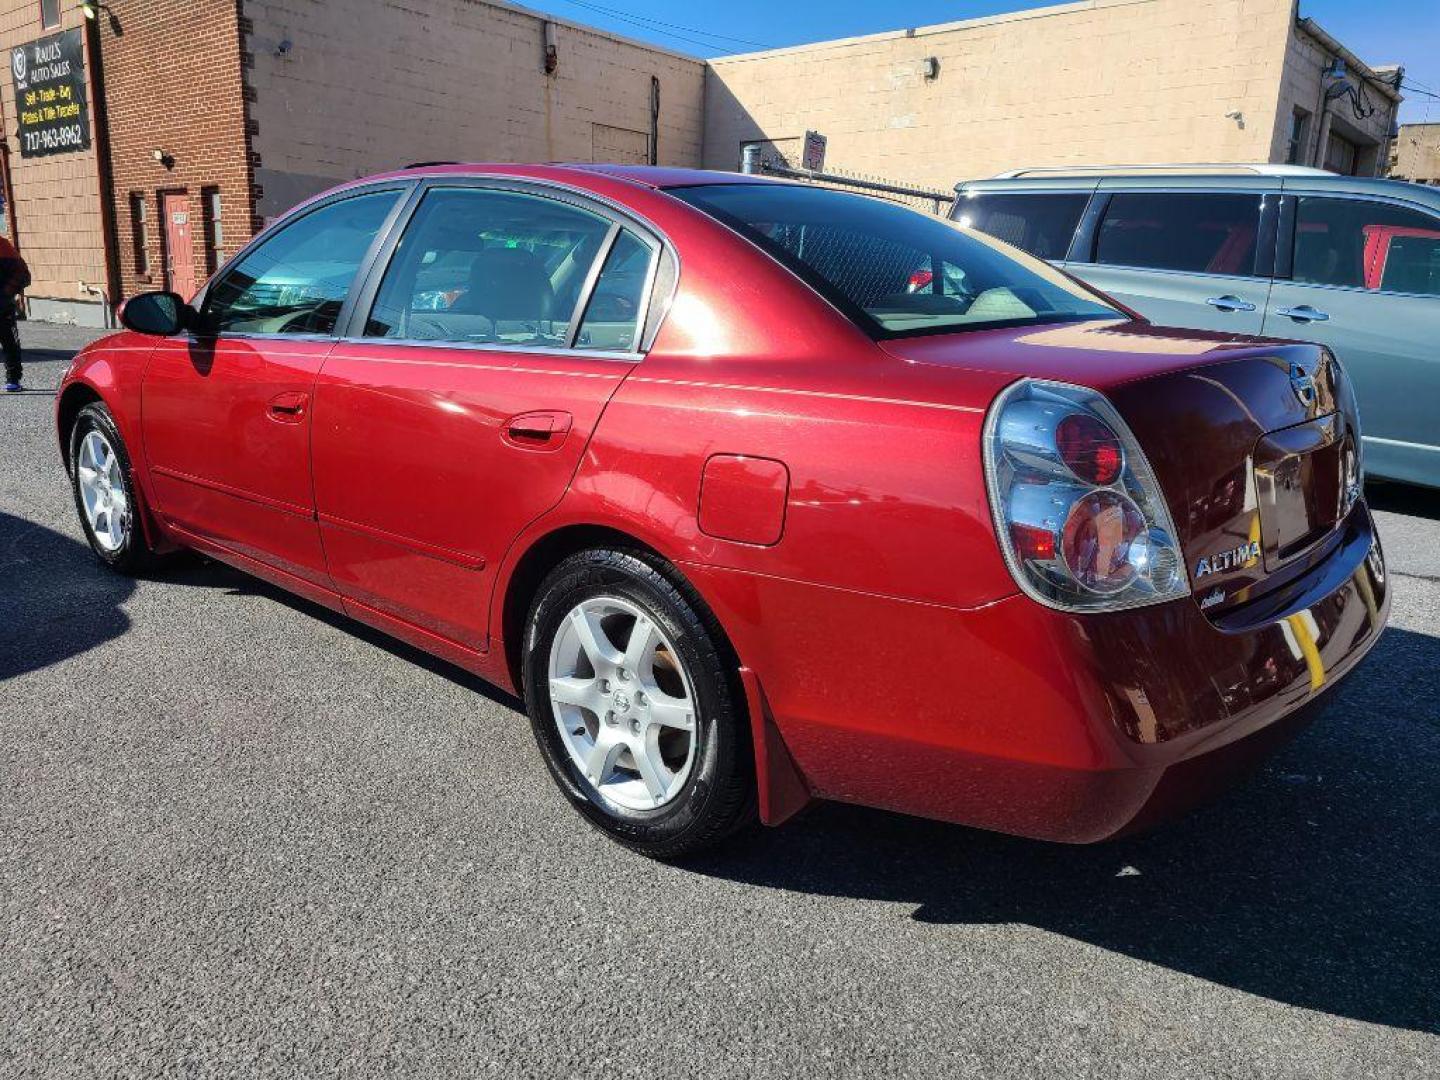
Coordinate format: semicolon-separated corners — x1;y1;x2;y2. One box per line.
1391;122;1440;185
242;0;704;225
704;0;1403;189
0;0;704;326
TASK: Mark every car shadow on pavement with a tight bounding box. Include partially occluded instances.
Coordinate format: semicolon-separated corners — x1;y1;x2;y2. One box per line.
687;626;1440;1034
0;510;135;681
1367;480;1440;522
161;556;525;711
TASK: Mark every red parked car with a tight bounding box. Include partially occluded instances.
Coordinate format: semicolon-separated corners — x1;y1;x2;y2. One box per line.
57;164;1388;857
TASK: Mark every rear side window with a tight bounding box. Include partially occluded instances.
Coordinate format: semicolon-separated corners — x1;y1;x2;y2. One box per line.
1292;196;1440;296
1095;193;1262;276
953;192;1089;260
364;187;613;345
574;229;653;352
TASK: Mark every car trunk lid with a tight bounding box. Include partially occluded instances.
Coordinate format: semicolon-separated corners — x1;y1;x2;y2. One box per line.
883;320;1361;611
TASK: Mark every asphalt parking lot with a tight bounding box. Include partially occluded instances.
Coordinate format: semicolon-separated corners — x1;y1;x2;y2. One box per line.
2;323;1438;1078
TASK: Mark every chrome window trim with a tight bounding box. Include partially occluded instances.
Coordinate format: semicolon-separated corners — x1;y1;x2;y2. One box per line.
1081;263;1273;286
330;335;640;364
174;331;336;346
186;170;681;354
338;173;676;357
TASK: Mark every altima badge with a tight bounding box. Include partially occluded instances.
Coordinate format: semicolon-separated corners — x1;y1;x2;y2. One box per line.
1195;540;1261;579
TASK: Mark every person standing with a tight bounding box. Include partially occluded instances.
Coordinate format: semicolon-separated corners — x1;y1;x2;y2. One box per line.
0;234;30;392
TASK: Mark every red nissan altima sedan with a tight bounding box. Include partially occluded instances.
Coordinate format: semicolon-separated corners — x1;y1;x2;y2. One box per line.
56;164;1388;856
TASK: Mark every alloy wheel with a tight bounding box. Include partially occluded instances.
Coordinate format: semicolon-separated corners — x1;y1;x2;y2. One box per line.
76;430;130;553
547;595;698;812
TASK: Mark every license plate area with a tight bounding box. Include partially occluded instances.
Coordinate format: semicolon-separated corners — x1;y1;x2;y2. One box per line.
1254;413;1343;571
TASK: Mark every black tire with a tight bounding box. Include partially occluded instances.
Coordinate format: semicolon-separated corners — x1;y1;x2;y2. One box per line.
68;401;162;575
523;548;756;858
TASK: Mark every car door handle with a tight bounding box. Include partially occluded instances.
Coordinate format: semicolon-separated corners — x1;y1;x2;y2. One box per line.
503;410;573;450
267;391;309;422
1205;295;1257;313
1274;305;1330;323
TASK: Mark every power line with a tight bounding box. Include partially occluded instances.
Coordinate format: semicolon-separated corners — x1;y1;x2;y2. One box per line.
554;0;765;50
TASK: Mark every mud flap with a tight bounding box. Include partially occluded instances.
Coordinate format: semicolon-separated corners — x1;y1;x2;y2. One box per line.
738;666;811;826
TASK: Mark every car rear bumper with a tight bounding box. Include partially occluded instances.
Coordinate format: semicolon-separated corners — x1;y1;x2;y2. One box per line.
690;504;1389;842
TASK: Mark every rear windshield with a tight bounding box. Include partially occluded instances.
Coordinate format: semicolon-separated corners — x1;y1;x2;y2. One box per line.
670;183;1120;339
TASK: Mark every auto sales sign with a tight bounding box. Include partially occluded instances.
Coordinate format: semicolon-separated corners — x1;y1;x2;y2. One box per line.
11;29;90;158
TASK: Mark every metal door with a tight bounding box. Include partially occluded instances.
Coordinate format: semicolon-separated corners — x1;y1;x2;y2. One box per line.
162;192;195;299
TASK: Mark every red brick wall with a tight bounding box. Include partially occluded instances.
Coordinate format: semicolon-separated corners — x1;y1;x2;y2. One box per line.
100;0;255;301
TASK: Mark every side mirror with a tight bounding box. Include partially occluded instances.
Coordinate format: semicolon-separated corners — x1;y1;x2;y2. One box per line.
118;291;192;336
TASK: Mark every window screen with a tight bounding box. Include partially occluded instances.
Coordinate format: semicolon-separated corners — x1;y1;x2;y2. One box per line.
953;193;1089;260
1095;193;1262;276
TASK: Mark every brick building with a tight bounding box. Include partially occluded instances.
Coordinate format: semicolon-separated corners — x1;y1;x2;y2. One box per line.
0;0;1407;326
0;0;704;326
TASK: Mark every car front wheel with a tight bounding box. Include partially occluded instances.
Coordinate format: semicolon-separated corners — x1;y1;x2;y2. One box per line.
523;548;756;858
68;402;161;574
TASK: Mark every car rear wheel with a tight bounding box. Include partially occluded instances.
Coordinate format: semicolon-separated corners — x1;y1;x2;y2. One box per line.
523;548;756;858
69;402;161;574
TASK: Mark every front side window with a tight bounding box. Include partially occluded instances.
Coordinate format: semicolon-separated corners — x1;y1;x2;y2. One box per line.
40;0;59;28
1095;192;1263;276
202;190;401;335
364;187;616;346
952;192;1089;261
1293;196;1440;296
671;183;1118;339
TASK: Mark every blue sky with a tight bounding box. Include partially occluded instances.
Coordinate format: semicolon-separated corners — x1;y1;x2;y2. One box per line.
534;0;1440;125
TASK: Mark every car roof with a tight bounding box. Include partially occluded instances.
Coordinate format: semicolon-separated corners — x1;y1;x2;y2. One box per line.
366;162;782;191
567;164;781;188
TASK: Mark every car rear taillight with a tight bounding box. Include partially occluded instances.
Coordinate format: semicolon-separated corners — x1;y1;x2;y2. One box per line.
1054;413;1124;485
984;379;1188;612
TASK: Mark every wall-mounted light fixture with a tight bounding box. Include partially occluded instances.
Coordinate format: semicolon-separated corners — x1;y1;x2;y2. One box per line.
80;1;121;32
922;56;940;81
151;148;174;169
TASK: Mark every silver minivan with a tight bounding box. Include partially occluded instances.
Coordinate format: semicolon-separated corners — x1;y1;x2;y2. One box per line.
951;164;1440;488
